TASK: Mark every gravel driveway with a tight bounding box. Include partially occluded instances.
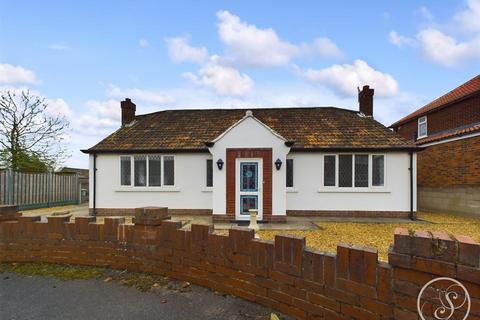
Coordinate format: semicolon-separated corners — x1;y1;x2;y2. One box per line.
0;273;286;320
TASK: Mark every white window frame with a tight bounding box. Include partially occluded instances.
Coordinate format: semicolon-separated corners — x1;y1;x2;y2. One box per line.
320;153;388;192
286;157;295;189
418;116;427;138
204;157;213;190
118;155;177;191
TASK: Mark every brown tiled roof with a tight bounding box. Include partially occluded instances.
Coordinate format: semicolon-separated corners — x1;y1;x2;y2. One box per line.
415;122;480;145
84;107;416;153
391;75;480;127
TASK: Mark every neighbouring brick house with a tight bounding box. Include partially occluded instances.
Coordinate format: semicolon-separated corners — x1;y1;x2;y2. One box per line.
82;86;419;221
391;75;480;215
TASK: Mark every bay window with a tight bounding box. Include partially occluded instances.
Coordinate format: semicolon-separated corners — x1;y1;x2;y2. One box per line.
120;155;175;187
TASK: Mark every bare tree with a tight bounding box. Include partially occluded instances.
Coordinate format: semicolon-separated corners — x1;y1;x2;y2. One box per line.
0;90;70;171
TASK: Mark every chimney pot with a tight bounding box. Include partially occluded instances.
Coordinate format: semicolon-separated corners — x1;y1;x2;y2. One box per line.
121;98;136;126
358;85;374;117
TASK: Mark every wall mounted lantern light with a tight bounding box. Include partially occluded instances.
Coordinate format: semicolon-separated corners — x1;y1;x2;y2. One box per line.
275;158;282;170
217;158;224;170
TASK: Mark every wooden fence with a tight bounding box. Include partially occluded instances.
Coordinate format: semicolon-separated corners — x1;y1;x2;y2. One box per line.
0;169;80;210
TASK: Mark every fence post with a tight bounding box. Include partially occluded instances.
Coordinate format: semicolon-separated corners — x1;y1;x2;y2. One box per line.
7;169;14;205
76;173;81;205
47;171;52;208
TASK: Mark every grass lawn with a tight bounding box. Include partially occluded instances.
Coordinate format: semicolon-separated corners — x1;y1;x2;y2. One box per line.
259;212;480;261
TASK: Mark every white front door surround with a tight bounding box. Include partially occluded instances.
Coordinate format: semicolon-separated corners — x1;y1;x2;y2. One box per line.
235;158;263;221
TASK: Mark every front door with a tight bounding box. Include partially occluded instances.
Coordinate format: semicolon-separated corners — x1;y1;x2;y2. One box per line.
236;159;263;221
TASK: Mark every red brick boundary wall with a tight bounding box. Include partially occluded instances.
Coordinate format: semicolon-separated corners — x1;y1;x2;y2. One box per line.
1;212;479;319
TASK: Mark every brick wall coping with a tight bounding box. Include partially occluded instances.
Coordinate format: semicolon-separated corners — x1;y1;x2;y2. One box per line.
1;211;479;319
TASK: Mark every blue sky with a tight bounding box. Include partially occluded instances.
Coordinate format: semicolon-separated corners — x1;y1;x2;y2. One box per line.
1;0;479;168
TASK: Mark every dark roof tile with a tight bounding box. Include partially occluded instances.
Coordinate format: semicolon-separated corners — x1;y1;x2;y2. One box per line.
85;107;415;152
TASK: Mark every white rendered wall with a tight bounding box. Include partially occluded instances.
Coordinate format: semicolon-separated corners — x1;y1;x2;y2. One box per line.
89;153;212;210
209;116;291;216
286;152;417;212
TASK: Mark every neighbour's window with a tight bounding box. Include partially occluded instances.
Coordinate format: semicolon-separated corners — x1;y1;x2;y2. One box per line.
338;155;353;187
120;155;175;187
163;156;175;186
134;156;147;186
372;155;385;187
286;159;294;188
418;116;427;138
206;159;213;187
323;155;336;187
148;155;162;186
354;155;369;187
120;156;131;186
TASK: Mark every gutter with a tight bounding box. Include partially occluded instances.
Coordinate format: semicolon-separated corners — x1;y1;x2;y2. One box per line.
409;151;415;220
93;154;97;216
82;146;421;154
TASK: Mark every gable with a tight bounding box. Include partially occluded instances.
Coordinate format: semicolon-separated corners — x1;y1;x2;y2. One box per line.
211;111;286;146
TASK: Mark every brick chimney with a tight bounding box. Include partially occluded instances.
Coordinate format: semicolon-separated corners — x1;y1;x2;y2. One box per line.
358;85;374;117
121;98;136;126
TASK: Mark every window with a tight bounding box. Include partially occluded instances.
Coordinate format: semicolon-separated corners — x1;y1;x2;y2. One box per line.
163;156;175;186
322;154;386;189
372;155;385;187
148;156;162;186
206;159;213;187
134;156;147;186
338;155;353;187
418;116;427;138
120;155;175;187
354;155;369;187
324;155;336;187
286;159;294;188
120;156;131;186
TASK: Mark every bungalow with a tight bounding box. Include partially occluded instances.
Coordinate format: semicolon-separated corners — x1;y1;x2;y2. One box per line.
82;86;418;222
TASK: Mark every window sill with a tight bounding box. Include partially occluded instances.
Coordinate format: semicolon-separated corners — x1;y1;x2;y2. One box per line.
201;187;213;193
286;187;298;193
116;186;180;192
317;188;390;193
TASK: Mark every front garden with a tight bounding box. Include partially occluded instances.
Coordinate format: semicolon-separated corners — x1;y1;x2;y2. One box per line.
259;212;480;261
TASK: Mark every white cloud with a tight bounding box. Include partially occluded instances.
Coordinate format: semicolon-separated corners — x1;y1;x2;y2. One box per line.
416;28;480;67
0;64;36;84
46;98;72;117
49;44;69;50
454;0;480;33
106;85;175;105
296;60;399;97
391;1;480;67
139;39;149;48
311;38;344;58
216;10;300;67
389;31;415;48
184;56;254;96
418;6;434;21
166;36;209;64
